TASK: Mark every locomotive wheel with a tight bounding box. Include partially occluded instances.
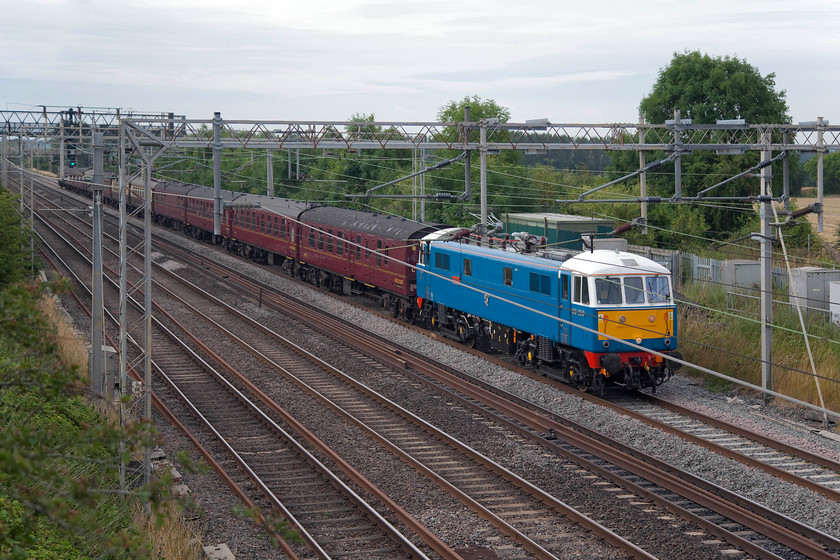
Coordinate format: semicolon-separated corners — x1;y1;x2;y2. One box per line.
569;361;590;392
456;316;476;348
401;303;416;324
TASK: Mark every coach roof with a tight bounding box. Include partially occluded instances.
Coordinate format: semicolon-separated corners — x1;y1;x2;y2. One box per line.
300;206;445;240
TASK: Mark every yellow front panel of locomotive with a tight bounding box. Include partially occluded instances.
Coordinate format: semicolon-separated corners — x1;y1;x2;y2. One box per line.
597;309;673;340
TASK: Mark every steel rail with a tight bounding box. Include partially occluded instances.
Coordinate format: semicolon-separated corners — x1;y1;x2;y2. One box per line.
26;198;302;559
155;242;839;560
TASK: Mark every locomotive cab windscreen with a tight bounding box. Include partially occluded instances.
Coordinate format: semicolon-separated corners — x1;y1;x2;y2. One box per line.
591;274;672;306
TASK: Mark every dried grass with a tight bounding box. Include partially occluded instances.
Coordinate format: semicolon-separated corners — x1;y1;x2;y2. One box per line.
40;293;204;559
679;283;840;412
134;503;204;560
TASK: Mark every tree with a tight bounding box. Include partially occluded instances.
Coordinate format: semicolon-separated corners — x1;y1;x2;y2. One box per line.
639;50;789;124
611;50;794;245
0;190;31;287
804;151;840;195
437;95;511;124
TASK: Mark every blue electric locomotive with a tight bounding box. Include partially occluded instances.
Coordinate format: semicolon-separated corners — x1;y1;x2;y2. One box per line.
416;232;681;392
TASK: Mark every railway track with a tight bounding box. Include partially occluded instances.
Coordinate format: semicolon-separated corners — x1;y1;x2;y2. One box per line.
148;263;652;559
16;173;450;559
151;234;840;560
12;170;840;559
606;393;840;500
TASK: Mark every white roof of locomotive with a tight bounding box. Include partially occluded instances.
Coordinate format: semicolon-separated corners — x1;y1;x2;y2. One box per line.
560;249;670;276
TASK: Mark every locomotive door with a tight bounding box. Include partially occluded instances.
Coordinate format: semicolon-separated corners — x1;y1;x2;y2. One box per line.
559;272;571;345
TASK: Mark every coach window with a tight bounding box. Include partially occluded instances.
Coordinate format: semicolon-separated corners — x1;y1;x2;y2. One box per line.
318;232;324;250
260;217;265;234
356;236;361;260
327;229;333;253
274;217;278;236
309;228;315;248
503;267;513;286
337;232;344;254
463;258;472;277
376;240;382;266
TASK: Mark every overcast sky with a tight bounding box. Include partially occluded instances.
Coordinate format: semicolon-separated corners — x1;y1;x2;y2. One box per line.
1;0;837;124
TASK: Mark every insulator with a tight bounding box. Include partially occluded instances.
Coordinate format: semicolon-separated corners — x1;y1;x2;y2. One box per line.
611;222;634;235
791;204;817;219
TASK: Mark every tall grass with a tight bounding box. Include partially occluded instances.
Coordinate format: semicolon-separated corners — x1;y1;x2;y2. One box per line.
678;281;840;412
40;292;204;560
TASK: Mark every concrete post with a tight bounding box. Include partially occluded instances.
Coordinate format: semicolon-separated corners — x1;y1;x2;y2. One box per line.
479;119;488;246
639;116;648;235
673;109;682;200
266;148;274;197
759;131;773;398
1;133;7;188
817;117;825;232
213;112;222;237
91;131;105;397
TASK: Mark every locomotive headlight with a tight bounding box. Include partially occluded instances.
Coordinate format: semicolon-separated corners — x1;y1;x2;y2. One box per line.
635;337;642;344
619;315;626;323
649;315;655;323
602;341;610;348
664;338;671;346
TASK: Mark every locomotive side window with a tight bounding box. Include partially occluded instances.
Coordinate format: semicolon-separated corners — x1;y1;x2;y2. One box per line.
530;273;551;295
573;275;590;304
595;277;622;305
463;258;472;277
435;252;450;271
646;276;671;303
624;277;645;304
562;275;569;300
503;267;513;286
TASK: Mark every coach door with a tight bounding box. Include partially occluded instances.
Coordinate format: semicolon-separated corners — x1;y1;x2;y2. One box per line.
559;272;571;345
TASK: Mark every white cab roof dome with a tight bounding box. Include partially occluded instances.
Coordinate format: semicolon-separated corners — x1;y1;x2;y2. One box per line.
561;250;670;276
